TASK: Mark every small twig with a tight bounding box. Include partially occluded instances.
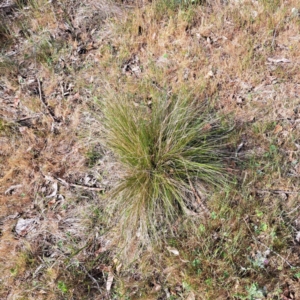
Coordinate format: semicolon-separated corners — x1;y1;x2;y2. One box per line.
235;141;244;157
271;22;280;49
36;77;55;123
57;177;104;192
14;114;42;123
81;265;102;294
69;183;104;192
287;205;300;215
257;189;300;195
41;173;104;192
59;82;65;98
243;218;294;268
256;239;294;268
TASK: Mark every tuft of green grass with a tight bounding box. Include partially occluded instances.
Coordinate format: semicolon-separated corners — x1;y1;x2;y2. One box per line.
103;92;231;250
0;55;18;77
0;21;10;42
153;0;204;20
0;119;17;136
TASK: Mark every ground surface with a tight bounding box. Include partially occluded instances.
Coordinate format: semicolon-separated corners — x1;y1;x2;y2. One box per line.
1;0;300;299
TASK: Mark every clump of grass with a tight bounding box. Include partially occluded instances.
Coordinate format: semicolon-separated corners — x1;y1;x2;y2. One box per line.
0;55;18;77
104;92;231;251
0;21;9;39
0;119;17;136
152;0;204;20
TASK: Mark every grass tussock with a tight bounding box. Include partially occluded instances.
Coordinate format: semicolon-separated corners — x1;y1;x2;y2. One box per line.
104;92;231;249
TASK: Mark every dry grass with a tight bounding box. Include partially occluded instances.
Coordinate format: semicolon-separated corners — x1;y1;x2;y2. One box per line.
0;0;300;298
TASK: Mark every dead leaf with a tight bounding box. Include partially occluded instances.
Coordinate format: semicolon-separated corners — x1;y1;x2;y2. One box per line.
113;258;122;274
116;263;122;275
205;70;214;79
38;290;47;294
186;291;195;300
236;142;244;155
48;198;56;206
202;123;212;132
236;95;244;104
70;92;80;102
274;124;283;134
46;181;58;198
267;57;291;64
19;126;28;134
86;42;94;51
240;81;252;91
14;96;20;107
106;270;114;292
4;184;22;195
167;247;179;256
95;247;106;255
15;218;37;236
98;264;110;272
154;284;161;292
163;266;176;274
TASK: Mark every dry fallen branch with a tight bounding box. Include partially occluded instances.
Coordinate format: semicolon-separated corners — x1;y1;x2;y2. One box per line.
36;77;57;124
257;189;300;195
15;114;42;123
286;205;300;215
41;173;104;192
57;177;104;192
267;57;291;64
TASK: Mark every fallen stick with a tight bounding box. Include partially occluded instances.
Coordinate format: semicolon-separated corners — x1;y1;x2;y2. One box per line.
15;114;42;123
57;177;104;192
36;77;56;123
257;189;300;195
